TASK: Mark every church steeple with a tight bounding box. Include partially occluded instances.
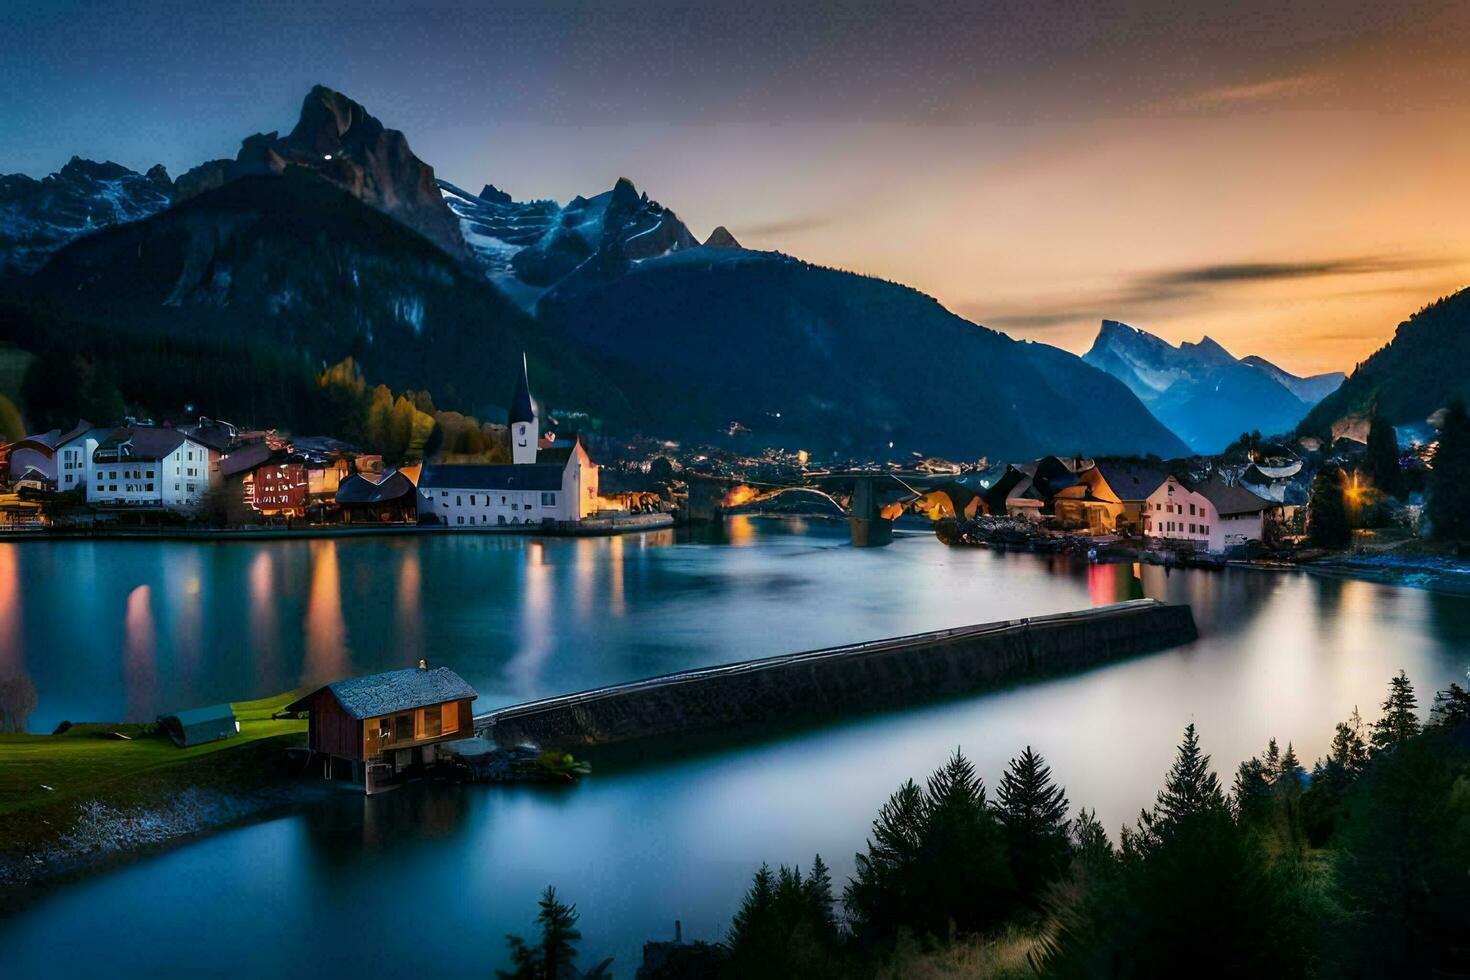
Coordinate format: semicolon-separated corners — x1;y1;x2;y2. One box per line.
509;352;539;464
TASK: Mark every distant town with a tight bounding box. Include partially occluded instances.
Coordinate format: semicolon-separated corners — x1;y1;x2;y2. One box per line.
1;347;1456;583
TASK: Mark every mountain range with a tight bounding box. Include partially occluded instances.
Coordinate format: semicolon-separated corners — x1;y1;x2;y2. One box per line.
1083;320;1344;454
0;84;1338;461
1299;286;1470;439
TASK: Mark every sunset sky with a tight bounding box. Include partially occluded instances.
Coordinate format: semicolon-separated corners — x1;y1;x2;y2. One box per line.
5;0;1470;375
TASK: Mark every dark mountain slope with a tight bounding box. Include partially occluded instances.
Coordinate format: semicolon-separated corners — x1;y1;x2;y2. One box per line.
538;248;1190;460
1300;287;1470;435
21;169;621;421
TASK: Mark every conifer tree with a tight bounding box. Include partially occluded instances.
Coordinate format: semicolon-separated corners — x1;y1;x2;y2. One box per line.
1276;742;1304;787
1329;707;1370;774
1371;670;1421;753
1428;399;1470;542
1428;682;1470;730
1139;723;1226;843
1307;465;1351;548
802;854;838;941
996;746;1072;902
1365;403;1403;499
497;886;607;980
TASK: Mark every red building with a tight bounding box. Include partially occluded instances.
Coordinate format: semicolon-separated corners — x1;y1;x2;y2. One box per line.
252;461;307;516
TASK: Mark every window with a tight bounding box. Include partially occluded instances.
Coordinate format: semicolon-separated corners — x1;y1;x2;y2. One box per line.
469;495;476;506
456;495;462;506
470;516;476;525
421;704;442;738
187;483;196;493
501;495;507;504
541;492;557;506
1189;503;1196;516
393;713;414;742
440;491;447;498
457;516;464;525
146;483;154;491
441;700;459;735
1189;523;1196;533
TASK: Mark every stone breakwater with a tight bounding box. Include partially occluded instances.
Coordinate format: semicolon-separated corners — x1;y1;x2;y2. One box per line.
478;599;1198;748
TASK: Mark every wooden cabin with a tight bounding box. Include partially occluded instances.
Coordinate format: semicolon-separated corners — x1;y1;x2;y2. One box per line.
286;661;477;792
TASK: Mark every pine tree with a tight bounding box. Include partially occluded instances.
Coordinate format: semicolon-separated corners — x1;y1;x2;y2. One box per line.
802;854;838;941
1370;670;1421;753
996;746;1072;902
1428;682;1470;730
1365;404;1403;499
1307;465;1351;548
1330;707;1370;774
497;886;604;980
1069;807;1114;866
1232;755;1274;821
1428;399;1470;542
1277;742;1304;786
1139;723;1226;842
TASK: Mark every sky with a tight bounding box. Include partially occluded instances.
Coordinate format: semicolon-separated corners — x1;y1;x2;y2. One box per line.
4;0;1470;375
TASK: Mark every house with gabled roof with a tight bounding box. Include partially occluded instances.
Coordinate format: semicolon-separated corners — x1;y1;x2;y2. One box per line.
285;661;477;792
1143;473;1279;553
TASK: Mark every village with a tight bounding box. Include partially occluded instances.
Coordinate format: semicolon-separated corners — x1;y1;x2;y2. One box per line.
0;347;1438;569
0;355;675;537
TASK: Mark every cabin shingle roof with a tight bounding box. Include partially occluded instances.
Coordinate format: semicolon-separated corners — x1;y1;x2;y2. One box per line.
290;667;477;720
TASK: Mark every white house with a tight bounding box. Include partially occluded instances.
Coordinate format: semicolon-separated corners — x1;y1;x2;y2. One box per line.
56;422;113;492
416;355;600;527
88;426;222;511
1143;474;1276;553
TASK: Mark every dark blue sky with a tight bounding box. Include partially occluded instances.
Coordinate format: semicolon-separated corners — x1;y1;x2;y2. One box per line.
4;1;1469;370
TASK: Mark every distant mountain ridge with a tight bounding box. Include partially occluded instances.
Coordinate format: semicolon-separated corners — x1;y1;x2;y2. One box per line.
439;176;707;309
1300;286;1470;437
1084;320;1342;454
0;157;175;277
0;85;1211;459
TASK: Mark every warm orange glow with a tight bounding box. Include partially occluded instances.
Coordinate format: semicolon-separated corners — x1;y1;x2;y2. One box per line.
880;501;906;521
396;549;422;663
912;491;957;521
0;545;19;675
721;484;761;508
248;551;281;691
303;540;348;685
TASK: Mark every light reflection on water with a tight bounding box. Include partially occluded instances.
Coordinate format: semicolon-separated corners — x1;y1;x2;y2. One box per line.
0;520;1468;977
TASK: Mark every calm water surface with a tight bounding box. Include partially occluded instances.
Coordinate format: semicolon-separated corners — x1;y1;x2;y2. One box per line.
2;518;1467;977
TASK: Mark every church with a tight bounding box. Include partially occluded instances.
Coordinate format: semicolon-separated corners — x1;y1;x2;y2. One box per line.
416;355;600;527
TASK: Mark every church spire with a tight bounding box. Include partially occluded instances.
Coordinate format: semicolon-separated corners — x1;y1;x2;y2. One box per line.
509;352;539;465
509;352;536;426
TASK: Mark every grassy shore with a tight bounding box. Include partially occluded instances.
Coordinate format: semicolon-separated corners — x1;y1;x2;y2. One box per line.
0;691;313;898
0;691;306;817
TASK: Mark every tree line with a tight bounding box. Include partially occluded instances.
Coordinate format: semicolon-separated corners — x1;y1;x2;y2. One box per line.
500;670;1470;978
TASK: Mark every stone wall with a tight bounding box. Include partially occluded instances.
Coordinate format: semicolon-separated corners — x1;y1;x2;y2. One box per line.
478;599;1197;748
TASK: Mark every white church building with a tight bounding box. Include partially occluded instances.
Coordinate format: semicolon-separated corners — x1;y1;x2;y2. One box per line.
417;355;600;527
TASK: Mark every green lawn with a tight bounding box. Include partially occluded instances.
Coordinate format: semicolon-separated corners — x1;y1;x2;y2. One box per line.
0;690;307;817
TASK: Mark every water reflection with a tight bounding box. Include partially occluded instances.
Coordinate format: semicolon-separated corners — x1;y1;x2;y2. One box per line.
0;544;20;675
396;548;423;664
249;551;281;693
123;584;157;721
508;541;552;696
302;540;349;685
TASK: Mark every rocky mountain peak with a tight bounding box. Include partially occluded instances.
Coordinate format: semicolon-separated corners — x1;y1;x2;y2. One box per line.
479;183;513;205
704;226;741;249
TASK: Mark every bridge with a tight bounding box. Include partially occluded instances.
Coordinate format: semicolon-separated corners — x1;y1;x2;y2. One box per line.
682;468;991;546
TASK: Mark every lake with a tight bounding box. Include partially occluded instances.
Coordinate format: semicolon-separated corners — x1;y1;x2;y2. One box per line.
2;518;1468;977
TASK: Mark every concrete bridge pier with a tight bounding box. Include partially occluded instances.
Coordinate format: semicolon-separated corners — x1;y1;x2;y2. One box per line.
683;478;727;524
848;478;894;547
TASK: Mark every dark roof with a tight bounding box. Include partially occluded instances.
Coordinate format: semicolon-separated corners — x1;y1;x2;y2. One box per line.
288;666;477;720
1091;460;1168;501
219;441;278;477
418;463;564;492
182;420;238;452
55;419;97;446
509;352;537;425
93;426;192;462
157;703;236;747
1196;477;1274;515
336;470;416;504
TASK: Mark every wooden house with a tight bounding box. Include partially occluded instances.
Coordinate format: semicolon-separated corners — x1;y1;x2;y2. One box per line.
286;661;477;792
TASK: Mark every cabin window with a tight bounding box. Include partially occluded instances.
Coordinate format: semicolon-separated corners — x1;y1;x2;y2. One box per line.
441;701;459;735
420;704;442;738
393;713;414;742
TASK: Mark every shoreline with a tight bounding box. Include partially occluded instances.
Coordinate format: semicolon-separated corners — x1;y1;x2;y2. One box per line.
0;511;674;544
